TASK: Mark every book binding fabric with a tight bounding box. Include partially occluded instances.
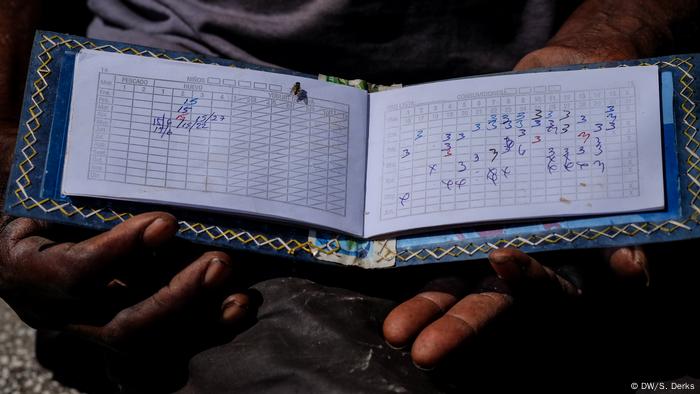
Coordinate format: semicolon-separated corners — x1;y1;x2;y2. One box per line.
4;31;699;268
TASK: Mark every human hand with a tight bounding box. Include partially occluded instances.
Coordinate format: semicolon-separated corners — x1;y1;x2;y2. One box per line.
513;22;642;72
383;247;648;369
0;212;251;353
513;0;693;72
513;43;639;72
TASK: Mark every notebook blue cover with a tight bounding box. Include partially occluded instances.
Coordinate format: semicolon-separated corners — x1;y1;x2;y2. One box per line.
4;31;699;268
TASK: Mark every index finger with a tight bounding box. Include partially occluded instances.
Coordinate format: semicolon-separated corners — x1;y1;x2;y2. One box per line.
7;212;178;289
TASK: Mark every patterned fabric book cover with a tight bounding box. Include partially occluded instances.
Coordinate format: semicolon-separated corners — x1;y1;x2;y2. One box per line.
3;31;699;268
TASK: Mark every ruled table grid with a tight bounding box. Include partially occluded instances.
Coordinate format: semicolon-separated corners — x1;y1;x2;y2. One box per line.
88;73;350;216
380;85;639;220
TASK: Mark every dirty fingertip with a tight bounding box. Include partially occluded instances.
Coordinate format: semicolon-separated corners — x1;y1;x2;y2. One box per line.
142;214;178;246
221;293;250;324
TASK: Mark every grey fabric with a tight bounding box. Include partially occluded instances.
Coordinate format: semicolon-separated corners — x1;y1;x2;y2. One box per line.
86;0;576;84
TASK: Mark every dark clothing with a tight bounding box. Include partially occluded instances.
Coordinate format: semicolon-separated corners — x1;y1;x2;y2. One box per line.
86;0;579;84
31;2;695;393
36;244;700;393
177;277;431;394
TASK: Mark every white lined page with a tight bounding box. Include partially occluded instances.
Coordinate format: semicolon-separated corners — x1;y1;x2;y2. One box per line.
364;66;663;237
62;49;368;236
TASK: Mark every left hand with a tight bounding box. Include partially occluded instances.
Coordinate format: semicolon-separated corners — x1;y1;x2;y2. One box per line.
383;247;648;369
383;36;655;368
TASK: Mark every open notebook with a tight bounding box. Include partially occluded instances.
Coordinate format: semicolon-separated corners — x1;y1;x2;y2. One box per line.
62;49;664;238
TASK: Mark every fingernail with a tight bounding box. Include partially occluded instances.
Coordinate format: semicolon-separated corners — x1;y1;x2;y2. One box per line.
490;250;527;281
489;252;512;266
384;339;407;350
222;294;249;311
632;248;645;268
222;295;249;324
204;258;231;288
412;360;436;372
143;217;175;245
632;248;650;287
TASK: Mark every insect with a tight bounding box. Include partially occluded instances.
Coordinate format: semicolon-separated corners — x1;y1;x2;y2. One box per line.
290;82;301;96
290;81;309;104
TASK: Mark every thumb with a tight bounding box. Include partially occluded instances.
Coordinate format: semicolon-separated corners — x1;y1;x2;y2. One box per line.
49;212;178;282
603;246;650;286
488;248;580;297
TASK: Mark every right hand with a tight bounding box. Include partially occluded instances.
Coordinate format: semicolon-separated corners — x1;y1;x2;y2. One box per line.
0;211;251;353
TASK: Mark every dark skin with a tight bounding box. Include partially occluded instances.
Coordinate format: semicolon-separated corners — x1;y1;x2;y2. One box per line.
383;0;697;369
0;1;249;353
0;0;695;367
0;212;252;349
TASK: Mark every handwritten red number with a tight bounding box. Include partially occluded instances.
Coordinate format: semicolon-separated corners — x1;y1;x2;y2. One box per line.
577;131;591;144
